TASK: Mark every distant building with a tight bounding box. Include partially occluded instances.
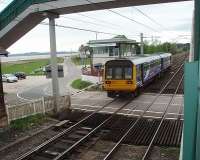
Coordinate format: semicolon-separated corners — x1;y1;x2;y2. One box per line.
88;35;139;64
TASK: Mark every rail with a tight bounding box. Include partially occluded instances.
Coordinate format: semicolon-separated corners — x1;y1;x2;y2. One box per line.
15;98;119;160
14;56;185;160
142;75;184;160
54;100;132;160
102;62;184;160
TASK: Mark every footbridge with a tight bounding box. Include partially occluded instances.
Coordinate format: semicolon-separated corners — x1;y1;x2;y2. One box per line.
0;0;189;49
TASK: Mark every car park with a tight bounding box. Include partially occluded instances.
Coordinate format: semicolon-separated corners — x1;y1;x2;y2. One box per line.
14;72;26;79
2;74;18;83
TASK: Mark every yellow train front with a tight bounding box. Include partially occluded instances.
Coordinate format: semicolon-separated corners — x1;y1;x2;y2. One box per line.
103;53;171;98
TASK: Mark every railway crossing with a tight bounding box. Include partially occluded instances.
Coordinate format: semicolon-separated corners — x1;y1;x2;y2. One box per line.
0;0;199;160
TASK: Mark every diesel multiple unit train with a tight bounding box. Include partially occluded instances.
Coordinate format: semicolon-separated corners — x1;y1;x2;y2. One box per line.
103;53;172;97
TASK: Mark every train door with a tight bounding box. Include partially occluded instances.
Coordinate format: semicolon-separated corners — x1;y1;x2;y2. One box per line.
136;64;143;87
143;62;150;82
161;58;164;71
141;64;144;84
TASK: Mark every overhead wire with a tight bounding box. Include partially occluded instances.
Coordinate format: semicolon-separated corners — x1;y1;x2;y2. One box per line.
42;2;141;37
133;7;167;30
61;15;116;29
77;13;122;28
1;1;191;43
41;2;141;38
2;3;123;37
12;16;121;37
85;0;159;32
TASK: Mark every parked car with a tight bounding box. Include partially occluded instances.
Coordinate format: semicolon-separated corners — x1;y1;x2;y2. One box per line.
2;74;18;83
14;72;26;79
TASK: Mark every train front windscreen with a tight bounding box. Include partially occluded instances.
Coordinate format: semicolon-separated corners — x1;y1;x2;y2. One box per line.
105;60;133;80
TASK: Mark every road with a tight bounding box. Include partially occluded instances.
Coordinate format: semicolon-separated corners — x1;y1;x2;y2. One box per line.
4;57;81;105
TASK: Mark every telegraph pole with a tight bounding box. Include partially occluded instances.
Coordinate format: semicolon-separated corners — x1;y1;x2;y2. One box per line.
95;32;98;40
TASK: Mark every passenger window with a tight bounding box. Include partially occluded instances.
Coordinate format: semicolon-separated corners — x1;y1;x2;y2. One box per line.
115;68;123;79
106;68;113;79
124;68;132;79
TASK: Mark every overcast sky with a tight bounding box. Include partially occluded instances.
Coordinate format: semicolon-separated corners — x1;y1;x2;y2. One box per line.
0;0;194;54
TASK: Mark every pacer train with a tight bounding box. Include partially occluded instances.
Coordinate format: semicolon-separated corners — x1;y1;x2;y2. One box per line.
103;53;172;97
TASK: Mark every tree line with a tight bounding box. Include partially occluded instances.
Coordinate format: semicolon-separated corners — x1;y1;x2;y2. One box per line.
144;41;190;54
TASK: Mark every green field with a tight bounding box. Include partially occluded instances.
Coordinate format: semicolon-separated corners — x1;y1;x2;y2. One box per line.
71;79;93;90
2;58;64;75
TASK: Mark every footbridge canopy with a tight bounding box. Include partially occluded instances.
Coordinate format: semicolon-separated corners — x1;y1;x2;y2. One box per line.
0;0;190;49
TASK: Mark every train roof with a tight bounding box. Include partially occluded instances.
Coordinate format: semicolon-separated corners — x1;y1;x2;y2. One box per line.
130;52;172;65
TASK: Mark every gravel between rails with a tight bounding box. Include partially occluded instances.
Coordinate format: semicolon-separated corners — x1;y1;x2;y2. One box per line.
0;119;59;160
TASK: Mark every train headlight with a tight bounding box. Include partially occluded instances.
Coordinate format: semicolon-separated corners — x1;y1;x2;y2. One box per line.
105;81;111;84
127;81;133;84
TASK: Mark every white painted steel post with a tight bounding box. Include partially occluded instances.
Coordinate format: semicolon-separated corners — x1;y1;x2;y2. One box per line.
49;17;60;113
189;10;195;62
140;33;144;55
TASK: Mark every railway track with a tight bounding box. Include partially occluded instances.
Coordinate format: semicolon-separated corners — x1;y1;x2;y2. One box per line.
15;55;185;160
144;52;187;94
97;62;184;160
49;61;184;160
15;98;134;160
141;76;183;160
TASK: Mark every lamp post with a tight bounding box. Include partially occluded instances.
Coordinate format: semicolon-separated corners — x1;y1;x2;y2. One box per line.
0;47;9;127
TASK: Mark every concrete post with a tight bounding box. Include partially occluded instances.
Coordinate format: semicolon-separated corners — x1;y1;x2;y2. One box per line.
140;33;144;55
49;16;60;113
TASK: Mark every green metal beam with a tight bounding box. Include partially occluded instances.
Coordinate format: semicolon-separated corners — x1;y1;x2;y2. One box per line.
183;62;198;160
196;0;200;158
183;0;200;160
194;0;200;159
194;0;200;61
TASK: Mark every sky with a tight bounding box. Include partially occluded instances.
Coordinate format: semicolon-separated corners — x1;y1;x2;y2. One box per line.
0;0;194;54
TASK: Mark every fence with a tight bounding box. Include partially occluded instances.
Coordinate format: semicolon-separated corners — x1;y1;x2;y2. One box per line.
81;67;103;77
6;95;70;123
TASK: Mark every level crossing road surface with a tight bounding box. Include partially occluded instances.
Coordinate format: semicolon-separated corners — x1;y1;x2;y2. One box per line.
71;91;184;120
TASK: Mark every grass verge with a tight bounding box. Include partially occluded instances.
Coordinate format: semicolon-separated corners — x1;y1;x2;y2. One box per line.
71;79;93;90
10;114;47;131
2;57;64;76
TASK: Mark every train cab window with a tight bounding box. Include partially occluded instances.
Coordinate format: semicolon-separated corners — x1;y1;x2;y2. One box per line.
124;67;132;79
115;68;123;79
106;68;113;79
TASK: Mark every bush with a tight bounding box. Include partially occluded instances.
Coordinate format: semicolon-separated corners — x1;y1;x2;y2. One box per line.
71;79;93;90
10;114;47;131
